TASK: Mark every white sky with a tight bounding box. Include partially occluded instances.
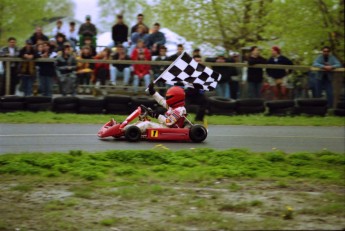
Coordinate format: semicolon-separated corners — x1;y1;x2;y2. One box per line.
73;0;100;24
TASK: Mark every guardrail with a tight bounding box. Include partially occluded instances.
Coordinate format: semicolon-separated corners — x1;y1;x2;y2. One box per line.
0;57;344;95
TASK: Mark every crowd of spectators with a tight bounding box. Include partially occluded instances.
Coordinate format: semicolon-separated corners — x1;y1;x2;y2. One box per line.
0;14;343;109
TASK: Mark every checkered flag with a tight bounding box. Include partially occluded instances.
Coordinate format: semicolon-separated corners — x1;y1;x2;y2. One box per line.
155;51;222;91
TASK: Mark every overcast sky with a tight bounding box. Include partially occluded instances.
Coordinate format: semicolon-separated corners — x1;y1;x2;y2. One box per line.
73;0;100;23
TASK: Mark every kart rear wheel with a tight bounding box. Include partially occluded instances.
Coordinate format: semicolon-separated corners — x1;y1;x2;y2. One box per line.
125;126;142;142
189;125;207;143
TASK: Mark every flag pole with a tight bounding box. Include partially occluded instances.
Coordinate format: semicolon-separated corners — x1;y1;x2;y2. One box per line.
145;51;187;92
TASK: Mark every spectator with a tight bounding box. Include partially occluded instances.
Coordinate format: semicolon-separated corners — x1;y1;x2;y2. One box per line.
110;44;131;86
184;55;208;122
94;47;112;87
29;27;49;45
18;40;38;96
78;15;97;37
55;43;77;96
131;13;149;35
36;41;57;97
52;19;67;37
112;15;129;46
266;46;293;100
65;21;78;49
168;44;184;61
49;38;58;53
55;33;67;53
130;24;149;55
83;36;97;56
312;46;341;108
131;39;151;94
146;23;166;56
0;37;20;96
246;46;267;98
152;45;169;94
213;52;237;98
76;45;94;94
230;53;242;99
192;48;201;57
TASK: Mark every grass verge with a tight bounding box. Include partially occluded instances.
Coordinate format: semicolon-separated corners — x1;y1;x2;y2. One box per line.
0;111;344;126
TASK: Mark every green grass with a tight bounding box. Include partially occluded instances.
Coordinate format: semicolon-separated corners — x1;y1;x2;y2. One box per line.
0;111;344;126
0;149;344;184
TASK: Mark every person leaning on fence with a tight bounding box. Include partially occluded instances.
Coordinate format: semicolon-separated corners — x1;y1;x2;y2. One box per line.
246;46;267;99
18;40;38;96
0;37;20;96
110;44;131;86
312;46;342;108
266;46;293;100
55;43;77;96
131;39;152;94
36;41;57;97
76;45;94;94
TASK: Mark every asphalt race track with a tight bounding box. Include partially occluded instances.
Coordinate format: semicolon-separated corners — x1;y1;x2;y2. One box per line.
0;124;344;154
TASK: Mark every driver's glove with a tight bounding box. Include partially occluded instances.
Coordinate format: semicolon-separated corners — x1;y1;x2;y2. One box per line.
148;82;156;96
147;107;158;119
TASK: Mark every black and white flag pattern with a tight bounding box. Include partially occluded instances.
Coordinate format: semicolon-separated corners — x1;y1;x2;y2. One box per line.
156;51;222;91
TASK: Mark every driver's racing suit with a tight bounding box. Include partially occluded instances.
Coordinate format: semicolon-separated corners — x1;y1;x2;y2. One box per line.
126;92;187;133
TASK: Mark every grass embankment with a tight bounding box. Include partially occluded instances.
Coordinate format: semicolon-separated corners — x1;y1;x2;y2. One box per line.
0;111;344;126
0;149;344;230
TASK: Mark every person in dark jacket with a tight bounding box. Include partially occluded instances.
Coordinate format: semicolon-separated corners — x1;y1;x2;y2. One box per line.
266;46;293;100
130;13;149;35
37;42;57;97
246;46;267;98
18;40;38;96
55;43;77;96
212;53;237;98
29;27;49;45
146;23;166;56
111;15;128;46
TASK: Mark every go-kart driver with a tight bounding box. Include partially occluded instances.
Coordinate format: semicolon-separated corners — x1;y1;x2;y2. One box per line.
126;83;187;133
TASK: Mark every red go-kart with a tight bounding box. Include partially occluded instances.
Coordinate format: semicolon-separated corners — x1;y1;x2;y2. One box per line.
97;105;207;142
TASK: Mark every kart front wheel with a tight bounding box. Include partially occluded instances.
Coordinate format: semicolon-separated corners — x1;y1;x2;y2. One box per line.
189;125;207;143
125;126;142;142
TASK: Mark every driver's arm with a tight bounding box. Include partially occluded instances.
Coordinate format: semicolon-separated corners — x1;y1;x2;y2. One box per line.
152;92;168;109
157;109;184;126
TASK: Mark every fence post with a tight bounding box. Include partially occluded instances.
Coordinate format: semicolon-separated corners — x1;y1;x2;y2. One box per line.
5;61;10;95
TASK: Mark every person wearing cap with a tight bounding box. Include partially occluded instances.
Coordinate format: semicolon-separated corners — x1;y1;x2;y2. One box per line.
55;43;77;96
18;40;38;96
111;15;129;46
78;15;97;37
266;46;293;100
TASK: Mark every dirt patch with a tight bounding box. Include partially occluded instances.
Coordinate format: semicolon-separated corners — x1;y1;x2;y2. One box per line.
0;177;344;231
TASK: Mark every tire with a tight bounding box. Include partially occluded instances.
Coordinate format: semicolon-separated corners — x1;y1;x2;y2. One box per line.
104;95;132;104
336;101;345;109
237;106;266;115
25;96;52;104
0;102;25;110
208;96;237;109
267;107;296;116
53;103;78;113
131;96;156;110
296;99;327;107
26;103;52;112
1;96;25;102
236;98;265;107
78;105;104;114
189;125;207;143
265;100;295;109
125;126;142;142
208;105;236;115
53;96;79;104
334;108;345;116
78;97;104;107
105;103;130;114
296;106;328;116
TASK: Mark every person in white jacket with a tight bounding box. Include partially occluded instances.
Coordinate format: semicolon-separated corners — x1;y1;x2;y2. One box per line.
127;83;187;133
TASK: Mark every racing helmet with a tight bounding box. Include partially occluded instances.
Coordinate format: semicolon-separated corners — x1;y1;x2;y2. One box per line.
166;86;185;108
